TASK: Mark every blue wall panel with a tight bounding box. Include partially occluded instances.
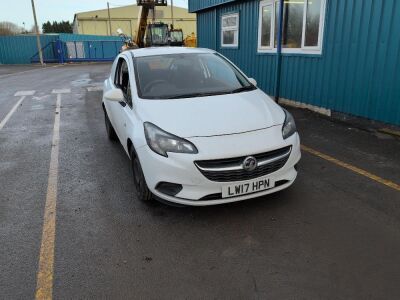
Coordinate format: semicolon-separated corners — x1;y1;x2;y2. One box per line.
59;33;122;42
192;0;400;125
189;0;236;12
0;35;58;64
197;10;217;49
0;34;123;64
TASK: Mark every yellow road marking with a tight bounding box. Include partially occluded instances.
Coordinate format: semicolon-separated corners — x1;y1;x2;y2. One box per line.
0;96;26;131
379;128;400;138
35;93;61;300
301;145;400;192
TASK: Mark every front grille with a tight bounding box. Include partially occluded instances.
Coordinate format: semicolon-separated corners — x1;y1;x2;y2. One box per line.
195;146;291;182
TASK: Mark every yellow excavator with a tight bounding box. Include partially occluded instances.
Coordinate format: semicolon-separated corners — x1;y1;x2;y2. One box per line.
118;0;195;50
135;0;184;48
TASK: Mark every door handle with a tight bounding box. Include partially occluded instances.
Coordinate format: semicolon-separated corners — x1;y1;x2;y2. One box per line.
119;101;126;107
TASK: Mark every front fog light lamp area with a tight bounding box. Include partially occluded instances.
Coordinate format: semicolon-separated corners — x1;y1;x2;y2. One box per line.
282;109;297;139
144;122;198;157
155;182;183;197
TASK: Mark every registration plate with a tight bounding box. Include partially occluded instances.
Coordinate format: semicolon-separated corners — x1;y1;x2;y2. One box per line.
222;177;275;198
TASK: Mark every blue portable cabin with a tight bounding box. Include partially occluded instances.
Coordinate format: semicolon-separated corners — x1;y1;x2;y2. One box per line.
188;0;400;126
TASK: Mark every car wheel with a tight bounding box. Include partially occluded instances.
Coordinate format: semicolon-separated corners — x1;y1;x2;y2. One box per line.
130;147;152;202
104;110;118;141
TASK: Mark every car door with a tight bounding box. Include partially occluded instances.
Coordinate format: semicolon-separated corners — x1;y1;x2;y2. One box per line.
114;55;138;154
107;56;132;142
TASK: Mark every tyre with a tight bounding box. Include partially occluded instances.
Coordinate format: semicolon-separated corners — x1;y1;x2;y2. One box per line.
104;110;118;141
130;147;153;202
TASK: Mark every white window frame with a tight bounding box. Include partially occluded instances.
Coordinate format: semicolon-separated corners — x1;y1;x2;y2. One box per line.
257;0;327;54
221;12;240;48
258;1;274;50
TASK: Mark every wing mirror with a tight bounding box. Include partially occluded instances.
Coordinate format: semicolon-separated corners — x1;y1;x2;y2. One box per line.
248;78;257;87
104;89;124;102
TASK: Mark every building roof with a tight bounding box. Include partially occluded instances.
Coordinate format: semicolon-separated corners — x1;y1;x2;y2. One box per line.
188;0;237;13
75;4;194;21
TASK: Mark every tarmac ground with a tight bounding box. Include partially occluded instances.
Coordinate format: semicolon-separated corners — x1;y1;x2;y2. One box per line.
0;63;399;299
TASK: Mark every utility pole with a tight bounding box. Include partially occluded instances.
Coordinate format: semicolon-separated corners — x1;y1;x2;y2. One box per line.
170;0;174;28
274;0;284;102
107;2;112;35
31;0;44;66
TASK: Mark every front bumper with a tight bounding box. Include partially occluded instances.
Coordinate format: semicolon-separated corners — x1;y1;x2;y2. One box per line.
136;127;301;206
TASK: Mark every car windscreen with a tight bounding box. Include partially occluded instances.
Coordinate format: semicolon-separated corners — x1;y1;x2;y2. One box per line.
134;53;256;99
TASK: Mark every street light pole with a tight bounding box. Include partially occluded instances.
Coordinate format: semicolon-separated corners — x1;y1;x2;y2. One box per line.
107;2;112;36
170;0;174;29
31;0;44;66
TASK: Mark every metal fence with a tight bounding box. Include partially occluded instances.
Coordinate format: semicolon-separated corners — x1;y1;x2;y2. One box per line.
30;39;123;63
0;35;58;64
0;34;123;64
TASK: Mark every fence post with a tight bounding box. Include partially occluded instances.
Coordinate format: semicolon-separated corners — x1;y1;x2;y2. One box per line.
74;41;78;59
88;42;91;59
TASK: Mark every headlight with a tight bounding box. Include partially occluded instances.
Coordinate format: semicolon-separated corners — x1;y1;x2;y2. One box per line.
144;122;198;157
282;109;297;139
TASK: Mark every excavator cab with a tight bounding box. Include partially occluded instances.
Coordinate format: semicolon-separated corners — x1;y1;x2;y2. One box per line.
169;28;184;47
144;23;170;47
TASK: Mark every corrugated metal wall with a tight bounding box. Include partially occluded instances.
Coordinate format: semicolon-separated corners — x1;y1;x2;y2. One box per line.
197;10;217;50
194;0;400;125
0;34;123;64
189;0;236;12
0;35;58;64
58;33;122;42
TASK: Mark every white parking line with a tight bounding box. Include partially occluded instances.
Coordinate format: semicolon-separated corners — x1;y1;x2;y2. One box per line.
32;95;52;101
14;90;36;96
0;91;36;131
87;86;103;92
52;89;71;94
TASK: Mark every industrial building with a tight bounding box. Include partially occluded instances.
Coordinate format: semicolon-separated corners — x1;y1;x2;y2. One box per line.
189;0;400;126
73;4;196;40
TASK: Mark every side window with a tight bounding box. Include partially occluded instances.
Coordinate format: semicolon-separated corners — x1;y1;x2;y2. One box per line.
114;58;133;108
221;13;239;48
257;0;327;54
114;59;122;86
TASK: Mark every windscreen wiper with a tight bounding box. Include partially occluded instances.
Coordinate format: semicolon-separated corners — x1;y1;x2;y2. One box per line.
165;87;256;99
229;86;257;94
166;91;229;99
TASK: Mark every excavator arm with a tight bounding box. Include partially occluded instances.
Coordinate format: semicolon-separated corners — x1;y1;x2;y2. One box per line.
135;6;150;47
135;0;167;48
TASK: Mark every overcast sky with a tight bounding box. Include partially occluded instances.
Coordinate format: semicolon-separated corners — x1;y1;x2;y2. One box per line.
0;0;189;29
